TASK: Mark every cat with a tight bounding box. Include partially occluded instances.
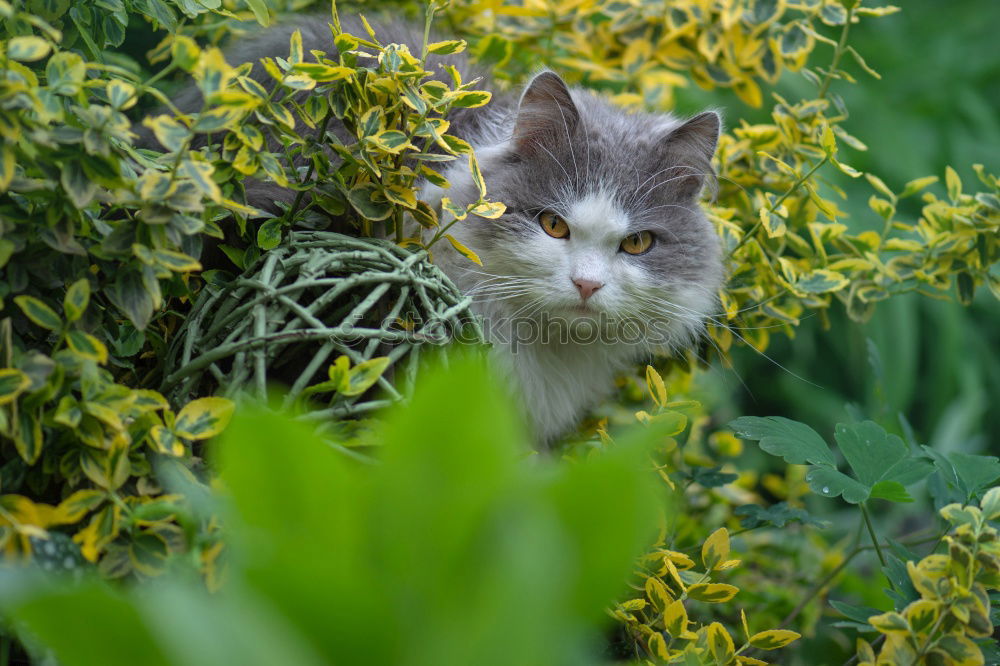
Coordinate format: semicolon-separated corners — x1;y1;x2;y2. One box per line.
160;15;724;444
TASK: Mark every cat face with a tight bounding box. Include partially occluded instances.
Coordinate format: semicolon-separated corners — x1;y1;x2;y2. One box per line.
437;72;724;354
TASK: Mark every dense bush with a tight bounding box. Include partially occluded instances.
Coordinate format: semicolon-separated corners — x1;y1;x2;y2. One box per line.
0;0;998;664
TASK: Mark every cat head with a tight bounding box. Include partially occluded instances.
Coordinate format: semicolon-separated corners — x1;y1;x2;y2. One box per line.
437;71;724;354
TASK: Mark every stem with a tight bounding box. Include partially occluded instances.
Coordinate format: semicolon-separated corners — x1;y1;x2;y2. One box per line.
729;155;829;255
860;503;887;568
420;2;437;64
285;110;335;224
779;545;860;630
817;5;856;100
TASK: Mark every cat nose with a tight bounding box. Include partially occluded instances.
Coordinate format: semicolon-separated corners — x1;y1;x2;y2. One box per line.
572;278;604;300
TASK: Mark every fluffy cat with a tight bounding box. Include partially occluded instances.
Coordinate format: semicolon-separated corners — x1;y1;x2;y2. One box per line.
165;16;724;443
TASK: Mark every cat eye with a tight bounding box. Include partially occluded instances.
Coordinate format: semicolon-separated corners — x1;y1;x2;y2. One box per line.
620;231;654;255
539;211;570;239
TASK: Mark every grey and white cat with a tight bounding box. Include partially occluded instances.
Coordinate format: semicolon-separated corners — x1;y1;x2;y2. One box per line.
180;17;725;443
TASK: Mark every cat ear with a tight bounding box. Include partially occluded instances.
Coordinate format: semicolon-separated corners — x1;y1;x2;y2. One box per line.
659;111;721;198
511;71;580;157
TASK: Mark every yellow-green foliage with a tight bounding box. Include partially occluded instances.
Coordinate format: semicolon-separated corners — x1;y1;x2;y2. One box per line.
0;0;998;663
859;488;1000;665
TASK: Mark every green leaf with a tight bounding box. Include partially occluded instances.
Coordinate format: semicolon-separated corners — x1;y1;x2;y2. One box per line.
7;36;51;61
129;531;169;576
0;144;15;192
14;408;43;464
834;421;907;488
63;278;91;322
796;269;849;294
729;416;835;467
175;397;235;440
869;480;912;503
245;0;269;25
108;270;154;331
733;502;829;529
806;467;869;503
948;451;1000;498
216;354;659;663
257;218;284;250
0;574;174;666
830;600;884;625
881;455;934;487
61;161;97;208
347;183;393;221
14;295;63;331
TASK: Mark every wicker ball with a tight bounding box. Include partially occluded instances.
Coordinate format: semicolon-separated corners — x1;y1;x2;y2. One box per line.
162;231;482;419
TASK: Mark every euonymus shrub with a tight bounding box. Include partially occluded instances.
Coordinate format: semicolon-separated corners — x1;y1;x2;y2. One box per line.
1;0;998;664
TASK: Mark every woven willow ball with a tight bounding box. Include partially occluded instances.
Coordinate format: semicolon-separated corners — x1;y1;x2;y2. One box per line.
162;231;482;420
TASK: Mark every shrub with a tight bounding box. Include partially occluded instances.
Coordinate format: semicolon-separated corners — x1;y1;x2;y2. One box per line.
0;0;998;664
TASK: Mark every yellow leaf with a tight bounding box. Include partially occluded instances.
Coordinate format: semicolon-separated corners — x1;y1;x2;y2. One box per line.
708;622;735;662
645;576;673;611
701;527;730;570
0;368;31;405
7;36;51;62
174;397;235;440
469;201;506;219
67;331;109;364
662;599;688;638
645;365;668;407
647;633;669;659
342;357;391;397
150;424;185;456
686;583;738;603
383;185;417;209
53;489;106;524
445;234;482;265
749;629;802;650
426;39;466;55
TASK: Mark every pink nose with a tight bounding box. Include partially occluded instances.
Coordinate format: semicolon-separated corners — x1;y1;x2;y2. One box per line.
572;278;604;300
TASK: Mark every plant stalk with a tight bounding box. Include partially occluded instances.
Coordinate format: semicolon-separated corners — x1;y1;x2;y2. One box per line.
860;502;887;568
818;5;857;100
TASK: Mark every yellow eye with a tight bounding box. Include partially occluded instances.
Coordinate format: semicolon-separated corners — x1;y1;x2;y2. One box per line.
620;231;654;255
539;211;570;239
